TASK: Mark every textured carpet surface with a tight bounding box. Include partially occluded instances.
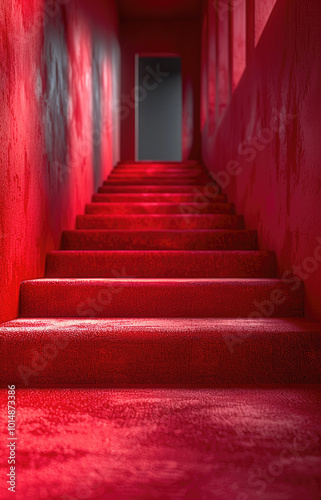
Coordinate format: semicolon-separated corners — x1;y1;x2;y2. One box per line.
1;387;321;500
2;161;321;499
45;250;276;279
2;318;321;387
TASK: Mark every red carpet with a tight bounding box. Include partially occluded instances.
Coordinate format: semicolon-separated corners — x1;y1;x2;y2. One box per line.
0;387;321;500
1;161;321;498
2;160;320;385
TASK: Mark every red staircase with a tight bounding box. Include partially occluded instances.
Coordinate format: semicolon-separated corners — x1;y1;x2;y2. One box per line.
2;160;321;387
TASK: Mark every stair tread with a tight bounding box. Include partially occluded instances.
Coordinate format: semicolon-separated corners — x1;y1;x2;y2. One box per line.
76;214;244;230
98;185;221;193
23;278;290;283
91;197;227;202
108;172;207;176
104;178;211;184
2;318;319;386
64;228;250;233
8;160;316;387
78;214;238;218
117;161;200;166
47;249;272;254
2;317;320;331
105;182;213;187
110;171;208;175
0;387;320;500
90;201;227;204
86;202;231;215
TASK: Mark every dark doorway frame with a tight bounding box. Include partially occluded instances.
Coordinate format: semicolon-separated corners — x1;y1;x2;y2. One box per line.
135;54;183;162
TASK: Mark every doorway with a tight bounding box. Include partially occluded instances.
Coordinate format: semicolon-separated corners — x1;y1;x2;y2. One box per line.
137;56;182;162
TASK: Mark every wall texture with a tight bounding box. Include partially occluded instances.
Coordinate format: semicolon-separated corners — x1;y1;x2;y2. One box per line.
120;19;201;161
202;0;321;321
0;0;120;324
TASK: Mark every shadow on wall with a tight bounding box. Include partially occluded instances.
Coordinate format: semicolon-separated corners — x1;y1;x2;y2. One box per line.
0;0;120;324
201;0;321;321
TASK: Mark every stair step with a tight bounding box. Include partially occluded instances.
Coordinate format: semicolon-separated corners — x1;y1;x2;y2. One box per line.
76;215;243;230
62;229;258;250
86;200;230;214
0;387;320;500
2;318;319;386
112;168;207;176
98;185;221;194
108;168;208;175
111;166;206;173
0;318;321;387
117;161;201;168
103;178;212;186
92;193;227;204
20;279;304;318
45;251;276;278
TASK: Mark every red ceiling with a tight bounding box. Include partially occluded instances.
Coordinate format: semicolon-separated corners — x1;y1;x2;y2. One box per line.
115;0;203;20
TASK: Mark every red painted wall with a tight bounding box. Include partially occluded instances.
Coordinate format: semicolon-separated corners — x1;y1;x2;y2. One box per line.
120;18;201;161
0;0;120;324
202;0;321;321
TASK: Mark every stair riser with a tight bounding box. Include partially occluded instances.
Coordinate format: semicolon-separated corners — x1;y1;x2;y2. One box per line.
76;215;243;230
92;194;227;204
88;203;230;216
20;280;304;318
98;186;221;194
110;167;205;177
6;156;317;394
45;251;276;278
62;230;258;251
104;179;212;186
108;170;209;176
112;170;207;177
116;162;201;168
4;329;320;387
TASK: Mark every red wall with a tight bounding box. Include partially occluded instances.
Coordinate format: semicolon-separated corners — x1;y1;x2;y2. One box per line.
120;18;201;161
0;0;120;324
202;0;321;321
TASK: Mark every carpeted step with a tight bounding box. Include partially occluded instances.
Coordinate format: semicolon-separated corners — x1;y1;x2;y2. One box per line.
110;167;207;174
45;250;276;278
2;318;318;386
76;214;244;230
92;193;227;204
90;201;228;215
103;178;213;186
20;278;304;318
62;229;258;250
106;176;213;184
0;387;320;500
111;168;208;176
116;161;201;168
107;169;210;176
98;185;221;194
